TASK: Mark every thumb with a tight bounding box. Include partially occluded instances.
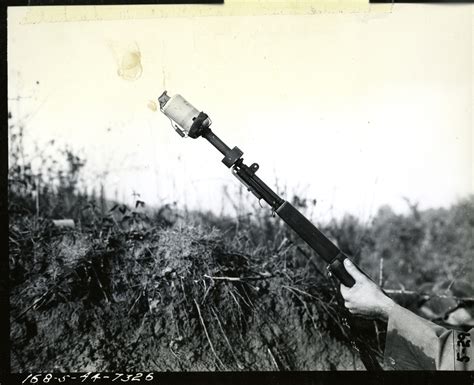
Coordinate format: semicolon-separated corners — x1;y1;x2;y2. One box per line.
343;258;366;283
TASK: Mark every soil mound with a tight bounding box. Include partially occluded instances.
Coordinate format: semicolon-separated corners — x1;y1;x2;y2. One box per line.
10;222;371;371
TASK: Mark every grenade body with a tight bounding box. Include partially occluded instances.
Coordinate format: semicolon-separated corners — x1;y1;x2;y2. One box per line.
160;93;202;135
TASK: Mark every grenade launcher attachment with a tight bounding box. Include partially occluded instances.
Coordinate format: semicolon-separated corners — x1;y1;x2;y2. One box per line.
158;91;357;288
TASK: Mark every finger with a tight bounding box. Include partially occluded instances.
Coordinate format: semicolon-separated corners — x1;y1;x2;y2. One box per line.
340;284;350;298
343;258;366;283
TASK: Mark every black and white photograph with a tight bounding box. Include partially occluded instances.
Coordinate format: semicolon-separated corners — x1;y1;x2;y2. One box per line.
6;1;473;378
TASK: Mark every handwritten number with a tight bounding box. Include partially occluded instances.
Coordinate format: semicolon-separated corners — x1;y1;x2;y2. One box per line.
131;373;143;381
457;339;471;348
456;352;470;362
21;372;153;384
80;373;91;382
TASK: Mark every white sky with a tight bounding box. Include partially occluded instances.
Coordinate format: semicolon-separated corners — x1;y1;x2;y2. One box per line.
7;5;473;222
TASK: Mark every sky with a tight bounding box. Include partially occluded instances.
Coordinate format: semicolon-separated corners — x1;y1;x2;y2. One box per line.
7;4;473;222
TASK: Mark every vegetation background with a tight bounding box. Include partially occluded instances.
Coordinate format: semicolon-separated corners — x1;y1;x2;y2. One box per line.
8;108;473;371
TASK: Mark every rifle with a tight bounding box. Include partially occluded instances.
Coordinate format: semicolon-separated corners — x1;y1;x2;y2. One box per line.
158;91;383;371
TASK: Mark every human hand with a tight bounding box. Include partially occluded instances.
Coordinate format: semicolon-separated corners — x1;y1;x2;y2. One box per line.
340;259;395;321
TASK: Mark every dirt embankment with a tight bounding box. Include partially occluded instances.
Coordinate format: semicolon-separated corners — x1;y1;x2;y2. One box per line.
10;223;373;372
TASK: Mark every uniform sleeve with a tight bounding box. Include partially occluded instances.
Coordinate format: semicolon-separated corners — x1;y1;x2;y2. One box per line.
383;304;473;370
